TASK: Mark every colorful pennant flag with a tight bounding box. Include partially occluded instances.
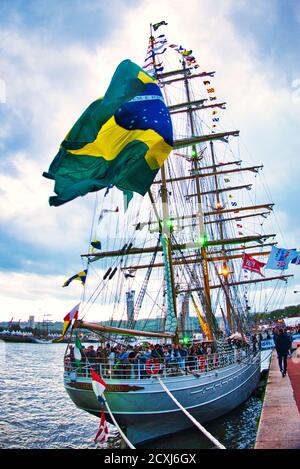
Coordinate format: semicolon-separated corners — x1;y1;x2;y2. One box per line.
91;240;102;252
152;47;167;56
62;270;87;287
152;20;168;31
91;369;107;406
99;207;119;222
242;253;266;277
124;270;136;278
152;43;166;52
266;246;297;270
182;49;192;56
291;252;300;265
144;52;153;62
186;57;196;63
62;303;80;337
143;61;155;69
153;38;167;46
74;334;83;366
94;408;109;443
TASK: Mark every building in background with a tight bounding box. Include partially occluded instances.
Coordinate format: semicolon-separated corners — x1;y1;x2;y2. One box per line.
28;315;35;329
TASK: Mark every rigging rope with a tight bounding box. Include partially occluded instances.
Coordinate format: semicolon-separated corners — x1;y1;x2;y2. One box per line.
127;237;160;332
156;376;226;449
103;399;136;449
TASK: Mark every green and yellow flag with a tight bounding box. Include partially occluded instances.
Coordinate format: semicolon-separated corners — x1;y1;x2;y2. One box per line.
43;59;173;206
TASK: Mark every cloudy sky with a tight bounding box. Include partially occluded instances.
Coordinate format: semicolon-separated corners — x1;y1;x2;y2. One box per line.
0;0;299;323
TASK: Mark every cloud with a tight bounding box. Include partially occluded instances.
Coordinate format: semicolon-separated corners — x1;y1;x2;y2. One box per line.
0;270;81;323
0;0;299;320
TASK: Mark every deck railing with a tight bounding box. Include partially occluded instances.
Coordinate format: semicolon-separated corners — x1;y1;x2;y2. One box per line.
64;347;257;380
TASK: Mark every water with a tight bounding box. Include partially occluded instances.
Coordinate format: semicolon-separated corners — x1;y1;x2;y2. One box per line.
0;342;266;449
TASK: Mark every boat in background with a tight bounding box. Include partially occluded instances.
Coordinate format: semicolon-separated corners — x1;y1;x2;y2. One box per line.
0;331;54;343
0;331;37;343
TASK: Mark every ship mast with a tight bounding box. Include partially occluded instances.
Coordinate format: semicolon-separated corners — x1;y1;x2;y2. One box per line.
209;140;233;330
78;32;293;343
181;59;217;339
150;24;179;342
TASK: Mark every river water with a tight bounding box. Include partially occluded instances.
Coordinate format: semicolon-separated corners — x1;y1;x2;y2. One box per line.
0;342;270;449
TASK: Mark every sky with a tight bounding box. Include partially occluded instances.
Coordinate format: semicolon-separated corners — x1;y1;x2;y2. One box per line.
0;0;299;323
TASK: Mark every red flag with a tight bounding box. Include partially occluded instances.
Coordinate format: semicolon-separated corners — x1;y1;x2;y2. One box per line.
64;303;79;322
242;253;265;277
94;408;109;443
91;370;107;396
61;303;80;336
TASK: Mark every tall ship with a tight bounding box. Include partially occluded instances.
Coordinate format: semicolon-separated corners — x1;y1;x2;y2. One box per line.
43;22;292;446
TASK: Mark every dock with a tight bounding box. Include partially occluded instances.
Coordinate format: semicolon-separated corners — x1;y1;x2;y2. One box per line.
255;350;300;449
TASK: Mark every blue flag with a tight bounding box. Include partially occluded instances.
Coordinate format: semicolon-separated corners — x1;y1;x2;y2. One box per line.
291;251;300;265
265;246;297;270
63;270;87;287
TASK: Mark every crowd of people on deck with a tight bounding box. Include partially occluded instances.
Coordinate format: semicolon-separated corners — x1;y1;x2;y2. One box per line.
65;337;255;379
65;323;300;379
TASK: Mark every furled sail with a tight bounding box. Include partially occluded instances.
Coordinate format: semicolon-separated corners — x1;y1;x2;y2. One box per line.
160;234;177;334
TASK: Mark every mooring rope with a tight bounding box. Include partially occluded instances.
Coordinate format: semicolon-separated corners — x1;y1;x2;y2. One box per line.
259;350;273;365
104;399;136;449
157;376;226;449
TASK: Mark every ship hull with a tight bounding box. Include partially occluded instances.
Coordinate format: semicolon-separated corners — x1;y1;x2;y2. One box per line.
0;334;36;343
64;357;260;445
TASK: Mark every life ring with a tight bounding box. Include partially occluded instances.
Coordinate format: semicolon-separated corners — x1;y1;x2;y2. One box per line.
198;356;207;371
213;355;219;368
145;358;160;375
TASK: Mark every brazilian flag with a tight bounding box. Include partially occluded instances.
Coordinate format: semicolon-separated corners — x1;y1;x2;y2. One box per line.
43;59;173;206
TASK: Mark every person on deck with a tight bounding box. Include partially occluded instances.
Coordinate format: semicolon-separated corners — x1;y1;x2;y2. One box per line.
118;346;129;378
274;328;293;377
